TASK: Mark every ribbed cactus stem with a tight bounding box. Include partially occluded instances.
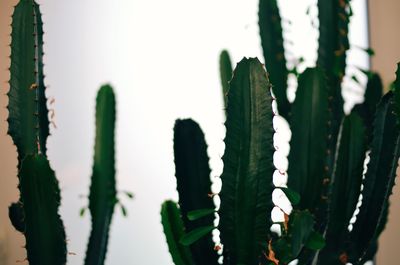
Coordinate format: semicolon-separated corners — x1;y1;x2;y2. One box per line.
19;155;67;265
219;58;275;264
85;85;117;265
173;119;219;265
7;0;49;160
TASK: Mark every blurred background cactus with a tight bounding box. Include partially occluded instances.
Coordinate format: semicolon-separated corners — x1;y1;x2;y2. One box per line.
162;0;400;265
5;1;122;264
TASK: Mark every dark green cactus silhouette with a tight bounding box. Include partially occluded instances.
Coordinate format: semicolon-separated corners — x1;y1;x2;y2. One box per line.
85;85;118;265
163;1;400;265
218;58;275;264
7;0;49;160
173;119;219;265
19;155;67;265
6;2;67;264
6;1;121;264
258;0;290;119
219;50;233;111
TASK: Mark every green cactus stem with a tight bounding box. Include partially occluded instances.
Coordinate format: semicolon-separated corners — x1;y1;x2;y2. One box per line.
318;113;366;265
318;0;351;187
85;85;117;265
219;58;275;264
288;67;329;214
349;92;400;264
19;155;67;265
258;0;290;119
318;0;351;80
219;50;233;111
173;119;219;265
7;0;49;160
353;73;383;142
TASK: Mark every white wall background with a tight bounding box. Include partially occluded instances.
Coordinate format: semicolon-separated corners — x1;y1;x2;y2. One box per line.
35;0;368;264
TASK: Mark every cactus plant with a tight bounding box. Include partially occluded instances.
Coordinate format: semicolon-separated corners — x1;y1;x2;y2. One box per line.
6;2;66;264
85;85;118;265
163;1;400;265
6;1;122;264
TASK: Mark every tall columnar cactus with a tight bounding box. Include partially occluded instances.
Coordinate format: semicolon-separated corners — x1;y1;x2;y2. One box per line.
6;1;67;265
85;85;118;265
218;58;275;264
172;119;219;265
258;0;290;119
287;67;329;214
163;1;400;263
6;1;121;264
163;58;324;265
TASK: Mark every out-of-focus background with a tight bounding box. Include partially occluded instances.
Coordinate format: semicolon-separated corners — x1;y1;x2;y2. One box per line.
0;0;399;264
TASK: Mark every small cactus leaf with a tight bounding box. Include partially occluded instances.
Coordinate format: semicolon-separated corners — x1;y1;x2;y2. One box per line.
305;231;326;251
80;207;87;217
173;119;219;265
362;47;375;56
219;50;233;111
180;226;215;246
19;155;67;265
259;0;290;119
280;187;300;206
123;191;134;199
161;201;195;265
318;113;367;264
272;210;315;264
7;0;49;160
287;67;329;213
353;73;383;142
85;85;117;265
288;210;315;258
349;92;400;264
8;202;25;233
187;208;215;221
120;204;128;217
219;58;275;264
